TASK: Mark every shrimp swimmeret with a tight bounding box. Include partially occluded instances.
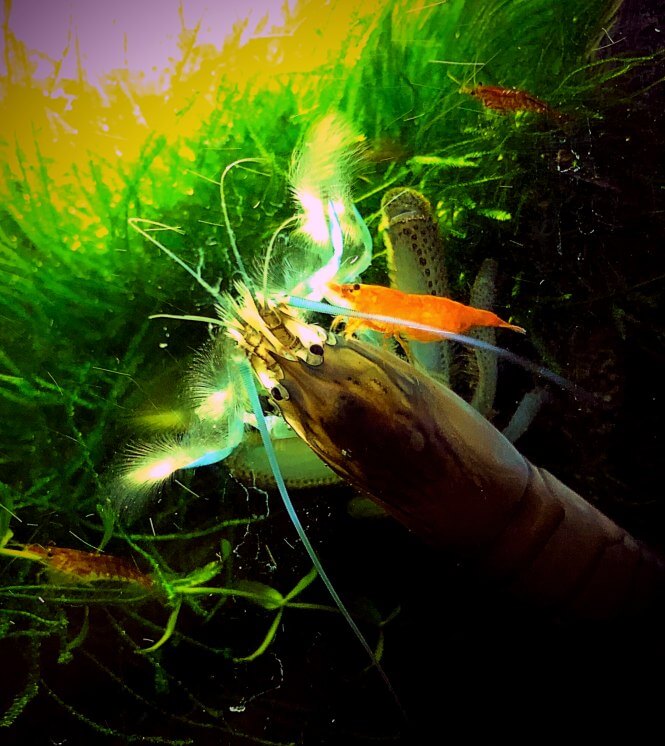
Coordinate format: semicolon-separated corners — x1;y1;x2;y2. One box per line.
324;281;526;342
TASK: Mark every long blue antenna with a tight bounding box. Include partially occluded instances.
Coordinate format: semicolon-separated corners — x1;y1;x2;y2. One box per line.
286;295;596;404
237;358;402;710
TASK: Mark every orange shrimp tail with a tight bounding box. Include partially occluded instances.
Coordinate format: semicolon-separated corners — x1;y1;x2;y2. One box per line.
416;296;525;338
497;319;526;334
466;307;526;335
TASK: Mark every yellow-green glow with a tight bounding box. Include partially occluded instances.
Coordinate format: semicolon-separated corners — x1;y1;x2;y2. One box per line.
195;387;233;421
133;410;190;432
0;1;385;259
128;454;191;486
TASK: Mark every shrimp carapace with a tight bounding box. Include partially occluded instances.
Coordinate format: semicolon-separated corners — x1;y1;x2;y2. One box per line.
324;282;526;341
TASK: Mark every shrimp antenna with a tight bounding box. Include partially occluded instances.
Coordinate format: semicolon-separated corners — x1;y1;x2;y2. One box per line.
237;357;403;712
129;218;226;306
261;215;299;298
132;158;271;304
286;296;597;404
219;158;265;290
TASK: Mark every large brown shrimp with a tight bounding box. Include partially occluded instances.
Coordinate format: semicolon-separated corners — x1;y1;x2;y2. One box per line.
266;334;664;620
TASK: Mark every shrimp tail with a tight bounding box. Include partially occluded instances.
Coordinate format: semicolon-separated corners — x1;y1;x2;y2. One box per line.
492;317;526;334
445;303;526;335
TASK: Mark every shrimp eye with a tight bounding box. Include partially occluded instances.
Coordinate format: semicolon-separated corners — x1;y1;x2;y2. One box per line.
270;384;290;402
352;283;360;291
306;342;324;367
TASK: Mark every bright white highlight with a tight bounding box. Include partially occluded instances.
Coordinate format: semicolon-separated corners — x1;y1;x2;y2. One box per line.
296;190;334;245
288;115;372;301
298;200;345;300
126;450;194;487
195;387;233;421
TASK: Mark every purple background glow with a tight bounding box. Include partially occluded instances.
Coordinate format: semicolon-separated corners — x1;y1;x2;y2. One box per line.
3;0;293;83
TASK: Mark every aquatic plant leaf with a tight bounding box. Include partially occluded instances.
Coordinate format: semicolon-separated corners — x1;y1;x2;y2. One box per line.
232;580;284;611
233;608;284;663
409;154;482;168
173;561;225;590
283;566;318;602
477;208;512;221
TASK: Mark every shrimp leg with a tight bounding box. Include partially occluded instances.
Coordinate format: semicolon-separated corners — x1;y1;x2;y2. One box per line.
271;336;665;620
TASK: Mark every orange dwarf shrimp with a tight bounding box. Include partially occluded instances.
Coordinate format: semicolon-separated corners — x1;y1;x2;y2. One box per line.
1;541;154;589
324;281;525;343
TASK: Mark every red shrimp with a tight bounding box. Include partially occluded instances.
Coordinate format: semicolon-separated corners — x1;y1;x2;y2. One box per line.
325;281;525;342
463;84;567;122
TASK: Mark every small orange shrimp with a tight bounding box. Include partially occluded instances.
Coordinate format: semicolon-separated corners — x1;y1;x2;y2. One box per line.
4;542;154;589
462;84;567;122
324;282;525;342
